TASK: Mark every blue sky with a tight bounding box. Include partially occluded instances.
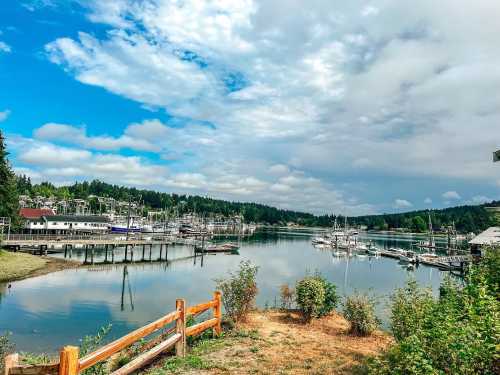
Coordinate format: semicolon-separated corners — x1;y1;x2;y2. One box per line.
1;0;499;215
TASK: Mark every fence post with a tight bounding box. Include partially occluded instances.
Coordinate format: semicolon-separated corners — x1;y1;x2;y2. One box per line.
59;346;79;375
175;299;186;357
213;291;222;336
4;353;18;375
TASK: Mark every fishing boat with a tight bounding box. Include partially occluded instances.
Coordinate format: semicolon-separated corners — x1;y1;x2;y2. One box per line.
111;223;143;233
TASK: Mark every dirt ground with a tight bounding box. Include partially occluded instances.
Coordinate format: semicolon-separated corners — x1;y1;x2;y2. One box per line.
0;250;80;283
180;310;392;375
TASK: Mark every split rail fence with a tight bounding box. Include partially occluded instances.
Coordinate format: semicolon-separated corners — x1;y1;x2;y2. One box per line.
4;291;222;375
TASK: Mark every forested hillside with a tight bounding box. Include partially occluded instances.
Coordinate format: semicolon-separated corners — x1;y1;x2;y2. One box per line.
15;176;498;232
350;203;499;233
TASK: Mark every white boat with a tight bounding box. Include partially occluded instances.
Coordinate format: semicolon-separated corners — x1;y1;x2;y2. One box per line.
399;251;417;263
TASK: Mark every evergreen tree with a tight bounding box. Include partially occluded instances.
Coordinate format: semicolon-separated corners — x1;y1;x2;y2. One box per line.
0;130;19;226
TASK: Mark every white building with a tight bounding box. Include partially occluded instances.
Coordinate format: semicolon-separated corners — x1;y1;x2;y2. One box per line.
24;215;110;234
469;227;500;256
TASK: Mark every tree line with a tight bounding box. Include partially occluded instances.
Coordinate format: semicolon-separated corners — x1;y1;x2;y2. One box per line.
1;129;497;232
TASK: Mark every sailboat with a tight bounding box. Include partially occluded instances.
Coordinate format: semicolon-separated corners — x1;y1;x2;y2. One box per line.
417;212;436;249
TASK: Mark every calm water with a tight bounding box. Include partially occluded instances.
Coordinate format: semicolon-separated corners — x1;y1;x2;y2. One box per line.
0;229;454;353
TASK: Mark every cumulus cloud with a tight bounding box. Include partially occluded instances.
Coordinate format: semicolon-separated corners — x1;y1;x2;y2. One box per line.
0;109;11;122
442;191;461;200
20;0;500;214
0;41;11;53
467;195;492;205
424;197;432;204
393;199;413;209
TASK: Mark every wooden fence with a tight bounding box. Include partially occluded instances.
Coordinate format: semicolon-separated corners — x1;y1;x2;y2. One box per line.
4;292;222;375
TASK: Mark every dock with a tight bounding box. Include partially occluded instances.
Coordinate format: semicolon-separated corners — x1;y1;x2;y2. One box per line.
1;234;203;265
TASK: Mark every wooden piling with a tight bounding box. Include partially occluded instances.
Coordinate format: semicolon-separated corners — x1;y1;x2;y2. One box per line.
58;346;79;375
84;245;88;264
175;299;186;357
213;291;222;336
4;353;19;375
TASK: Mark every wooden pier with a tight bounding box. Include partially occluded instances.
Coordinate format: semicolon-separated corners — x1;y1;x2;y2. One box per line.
1;234;203;265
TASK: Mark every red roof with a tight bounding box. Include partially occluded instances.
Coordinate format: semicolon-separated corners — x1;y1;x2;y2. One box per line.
19;208;55;219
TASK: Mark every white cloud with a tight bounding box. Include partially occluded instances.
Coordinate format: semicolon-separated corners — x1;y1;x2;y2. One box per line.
442;191;461;200
0;109;10;122
361;5;379;17
0;41;11;53
424;197;432;204
393;199;413;209
27;0;500;214
467;195;492;205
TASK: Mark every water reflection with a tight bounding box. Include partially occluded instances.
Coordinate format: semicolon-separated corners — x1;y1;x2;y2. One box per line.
0;229;448;353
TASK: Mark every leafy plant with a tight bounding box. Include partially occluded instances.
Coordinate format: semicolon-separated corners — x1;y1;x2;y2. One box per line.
80;324;112;375
295;276;325;322
367;248;500;374
314;274;339;317
343;292;379;336
214;260;259;323
0;333;13;374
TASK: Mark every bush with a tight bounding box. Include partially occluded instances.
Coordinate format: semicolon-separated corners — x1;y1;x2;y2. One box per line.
315;275;339;317
343;293;379;336
214;260;258;323
80;324;112;375
367;249;500;374
0;333;13;374
295;277;325;322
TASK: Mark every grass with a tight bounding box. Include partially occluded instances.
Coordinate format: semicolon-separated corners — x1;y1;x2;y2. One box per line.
0;250;47;282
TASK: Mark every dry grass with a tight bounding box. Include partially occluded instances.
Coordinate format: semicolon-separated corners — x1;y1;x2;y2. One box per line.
0;250;78;282
154;310;392;375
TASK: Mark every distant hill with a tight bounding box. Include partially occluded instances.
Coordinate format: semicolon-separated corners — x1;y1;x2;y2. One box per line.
16;176;498;233
350;202;499;234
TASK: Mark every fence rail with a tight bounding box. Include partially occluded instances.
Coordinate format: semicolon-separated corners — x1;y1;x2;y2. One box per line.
4;292;222;375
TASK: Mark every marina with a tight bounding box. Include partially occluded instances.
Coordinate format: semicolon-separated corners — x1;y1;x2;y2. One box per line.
0;228;456;353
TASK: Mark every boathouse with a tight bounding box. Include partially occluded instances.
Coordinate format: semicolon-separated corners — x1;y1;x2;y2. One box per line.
468;226;500;256
21;212;110;234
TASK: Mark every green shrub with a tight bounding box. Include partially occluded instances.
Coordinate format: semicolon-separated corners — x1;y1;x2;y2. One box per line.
343;293;379;336
80;324;112;375
295;277;325;322
367;249;500;374
214;260;258;323
315;275;339;317
0;333;13;374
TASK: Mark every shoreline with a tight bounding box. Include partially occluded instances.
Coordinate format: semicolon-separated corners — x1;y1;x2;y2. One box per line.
0;250;81;284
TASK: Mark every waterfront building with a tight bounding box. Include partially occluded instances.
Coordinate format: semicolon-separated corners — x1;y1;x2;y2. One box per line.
469;227;500;256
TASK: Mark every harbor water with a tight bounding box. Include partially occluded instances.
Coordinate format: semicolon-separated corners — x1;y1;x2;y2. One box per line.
0;228;457;353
